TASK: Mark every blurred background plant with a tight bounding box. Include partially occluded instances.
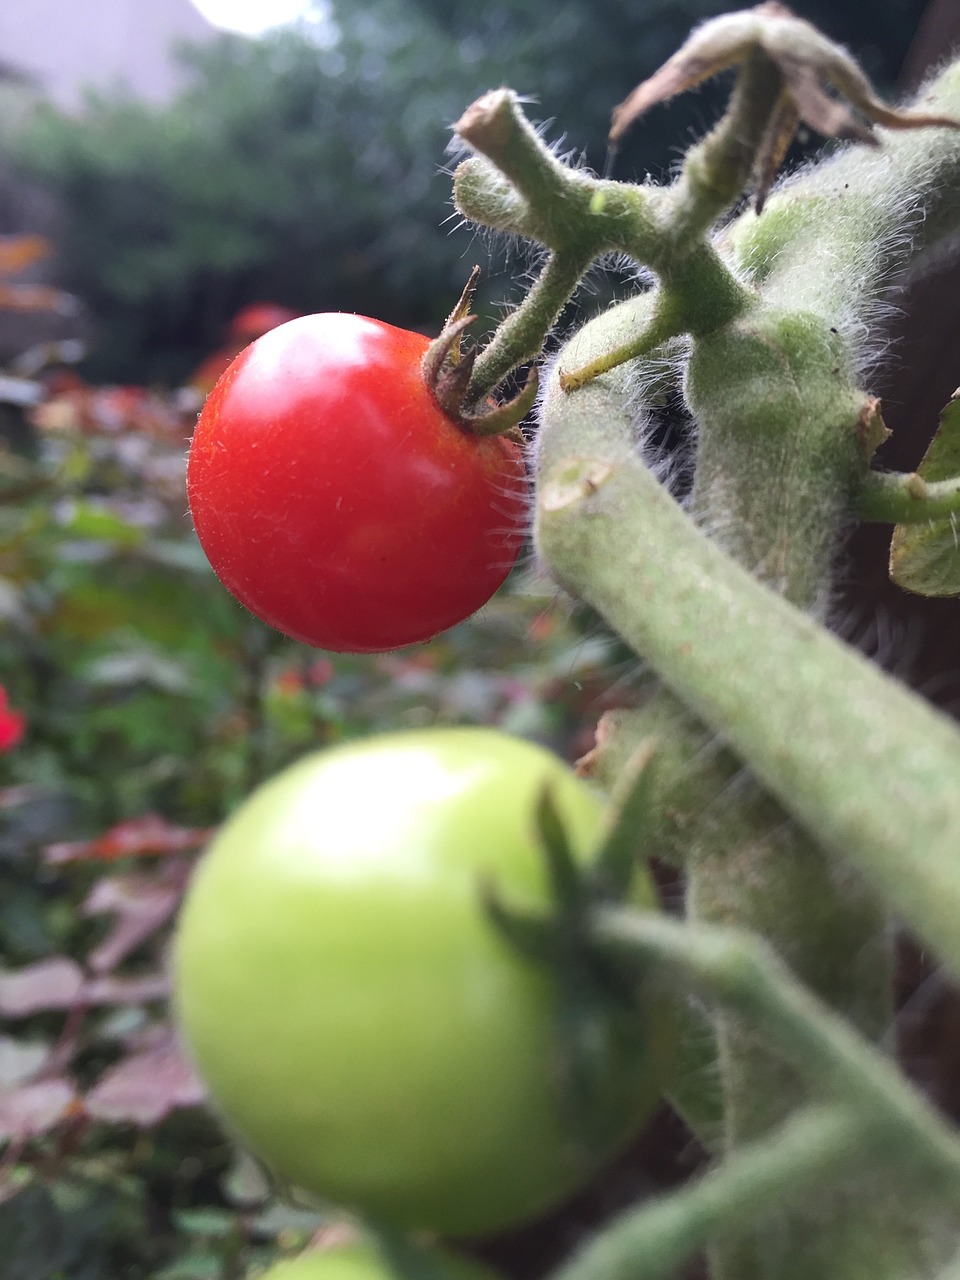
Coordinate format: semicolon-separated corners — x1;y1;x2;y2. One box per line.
0;358;626;1278
0;0;934;383
1;1;958;1278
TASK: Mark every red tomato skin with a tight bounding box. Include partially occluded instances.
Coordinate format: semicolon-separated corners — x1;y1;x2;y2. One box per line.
186;314;528;653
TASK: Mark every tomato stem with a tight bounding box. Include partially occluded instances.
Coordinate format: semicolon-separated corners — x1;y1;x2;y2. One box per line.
858;468;960;523
551;1105;868;1280
595;907;960;1193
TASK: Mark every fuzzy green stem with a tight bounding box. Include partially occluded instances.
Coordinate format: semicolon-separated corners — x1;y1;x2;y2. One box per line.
553;1105;868;1280
467;252;591;403
859;469;960;522
583;696;891;1151
454;89;584;235
559;309;679;393
535;367;960;978
665;49;784;252
453;88;753;403
561;245;754;391
454;89;665;258
595;908;960;1194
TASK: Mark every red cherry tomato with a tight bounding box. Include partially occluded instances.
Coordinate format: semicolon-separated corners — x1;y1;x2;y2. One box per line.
186;314;527;653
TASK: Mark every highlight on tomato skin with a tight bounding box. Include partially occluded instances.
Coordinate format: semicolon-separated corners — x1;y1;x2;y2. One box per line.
186;313;529;654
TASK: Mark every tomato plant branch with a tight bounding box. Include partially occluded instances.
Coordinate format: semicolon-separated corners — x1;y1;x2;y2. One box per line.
661;48;784;252
453;89;754;403
453;89;663;260
535;350;960;982
465;251;594;405
594;907;960;1196
558;244;752;392
552;1104;868;1280
580;695;890;1152
858;469;960;523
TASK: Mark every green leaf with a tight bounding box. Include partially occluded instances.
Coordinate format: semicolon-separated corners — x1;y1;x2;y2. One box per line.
890;397;960;596
173;1209;238;1238
533;784;584;914
153;1251;224;1280
139;539;215;574
0;1185;69;1280
58;500;145;550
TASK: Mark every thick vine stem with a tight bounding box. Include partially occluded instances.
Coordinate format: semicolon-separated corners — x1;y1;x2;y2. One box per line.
546;300;893;1189
723;59;960;309
859;469;960;523
581;696;891;1149
684;306;868;613
566;344;890;1222
535;352;960;980
553;1105;869;1280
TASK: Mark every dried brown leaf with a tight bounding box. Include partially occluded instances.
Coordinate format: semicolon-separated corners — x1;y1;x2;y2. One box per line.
82;863;189;973
0;1079;79;1143
81;973;170;1006
775;58;877;143
0;958;84;1017
610;2;960;173
44;813;213;865
754;91;800;212
85;1033;204;1126
610;11;760;145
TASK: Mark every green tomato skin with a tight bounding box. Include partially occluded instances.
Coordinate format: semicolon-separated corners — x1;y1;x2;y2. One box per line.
254;1242;498;1280
175;728;670;1237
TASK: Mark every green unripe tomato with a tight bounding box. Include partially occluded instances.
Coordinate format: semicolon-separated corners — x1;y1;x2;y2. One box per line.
175;728;670;1237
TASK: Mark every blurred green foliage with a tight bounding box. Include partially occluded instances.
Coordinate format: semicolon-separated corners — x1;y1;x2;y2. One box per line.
6;0;926;383
0;380;623;1278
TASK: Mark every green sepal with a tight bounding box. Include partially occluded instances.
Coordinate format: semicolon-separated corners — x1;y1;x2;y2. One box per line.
533;783;586;918
890;396;960;596
591;739;659;900
484;782;661;1153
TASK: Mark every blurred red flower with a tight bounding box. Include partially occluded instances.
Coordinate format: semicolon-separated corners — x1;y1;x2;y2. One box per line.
0;687;25;751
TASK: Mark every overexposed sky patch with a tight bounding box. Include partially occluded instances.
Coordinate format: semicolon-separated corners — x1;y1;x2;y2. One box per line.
190;0;320;36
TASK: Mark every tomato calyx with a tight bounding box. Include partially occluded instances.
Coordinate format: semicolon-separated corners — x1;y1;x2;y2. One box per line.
484;739;666;1144
422;272;538;439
